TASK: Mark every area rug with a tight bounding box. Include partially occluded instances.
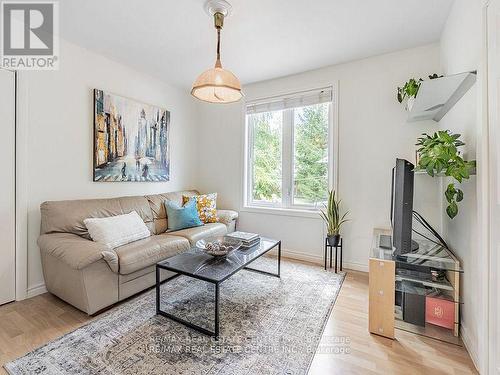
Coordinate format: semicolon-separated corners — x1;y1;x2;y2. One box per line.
5;257;345;375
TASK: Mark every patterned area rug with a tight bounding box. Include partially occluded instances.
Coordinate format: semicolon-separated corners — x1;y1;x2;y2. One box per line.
5;258;344;375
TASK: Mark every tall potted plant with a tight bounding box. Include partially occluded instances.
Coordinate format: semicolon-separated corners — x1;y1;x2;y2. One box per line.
320;190;349;246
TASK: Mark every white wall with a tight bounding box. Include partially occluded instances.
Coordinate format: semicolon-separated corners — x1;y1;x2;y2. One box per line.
197;44;442;270
15;11;485;370
439;0;484;371
20;39;199;296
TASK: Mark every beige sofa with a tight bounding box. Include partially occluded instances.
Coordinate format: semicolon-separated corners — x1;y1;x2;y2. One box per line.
37;190;238;314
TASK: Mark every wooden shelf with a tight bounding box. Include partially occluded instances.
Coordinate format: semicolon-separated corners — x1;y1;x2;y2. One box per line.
407;71;477;122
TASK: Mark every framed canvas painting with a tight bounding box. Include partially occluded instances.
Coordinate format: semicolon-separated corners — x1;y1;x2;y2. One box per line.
93;89;170;182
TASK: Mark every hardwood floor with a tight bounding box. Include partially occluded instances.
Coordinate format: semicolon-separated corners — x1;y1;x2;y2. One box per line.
308;271;477;375
0;269;477;374
0;293;92;374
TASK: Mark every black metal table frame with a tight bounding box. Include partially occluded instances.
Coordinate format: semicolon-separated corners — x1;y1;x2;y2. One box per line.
156;241;281;339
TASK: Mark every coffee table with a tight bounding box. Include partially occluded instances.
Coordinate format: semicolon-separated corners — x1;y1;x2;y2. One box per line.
155;237;281;339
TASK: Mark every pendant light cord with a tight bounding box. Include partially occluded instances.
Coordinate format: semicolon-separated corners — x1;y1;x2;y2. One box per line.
216;28;221;61
213;12;223;66
215;29;222;99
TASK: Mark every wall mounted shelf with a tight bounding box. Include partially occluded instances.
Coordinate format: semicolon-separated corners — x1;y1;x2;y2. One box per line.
414;168;476;177
407;71;477;122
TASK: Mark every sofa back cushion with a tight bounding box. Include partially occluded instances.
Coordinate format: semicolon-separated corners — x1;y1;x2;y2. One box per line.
40;195;154;237
145;190;198;234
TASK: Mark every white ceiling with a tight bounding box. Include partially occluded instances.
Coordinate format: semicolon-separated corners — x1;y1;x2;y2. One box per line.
60;0;453;88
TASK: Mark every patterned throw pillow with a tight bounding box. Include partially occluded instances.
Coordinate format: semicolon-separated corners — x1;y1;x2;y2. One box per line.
183;193;218;224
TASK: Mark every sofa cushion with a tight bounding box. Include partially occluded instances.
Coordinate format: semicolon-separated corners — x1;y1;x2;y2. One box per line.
145;190;199;234
170;223;227;245
114;234;190;275
118;265;155;284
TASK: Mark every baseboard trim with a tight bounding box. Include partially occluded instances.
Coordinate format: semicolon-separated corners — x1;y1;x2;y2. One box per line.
26;283;47;299
281;249;323;265
460;322;480;372
341;261;369;272
24;251;367;300
280;248;368;272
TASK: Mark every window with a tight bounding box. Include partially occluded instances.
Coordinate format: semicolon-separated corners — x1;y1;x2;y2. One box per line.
245;88;334;210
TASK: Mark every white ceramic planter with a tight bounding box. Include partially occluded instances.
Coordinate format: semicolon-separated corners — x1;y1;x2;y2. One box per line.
405;96;415;111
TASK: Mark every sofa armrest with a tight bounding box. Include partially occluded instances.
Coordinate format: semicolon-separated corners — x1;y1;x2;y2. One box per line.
217;209;238;225
38;233;118;272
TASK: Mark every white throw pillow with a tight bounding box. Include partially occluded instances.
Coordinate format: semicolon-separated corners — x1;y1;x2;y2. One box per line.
84;211;150;249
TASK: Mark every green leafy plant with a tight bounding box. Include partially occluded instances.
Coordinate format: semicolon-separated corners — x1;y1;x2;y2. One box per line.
397;74;443;103
397;78;422;103
428;73;444;80
416;130;476;219
319;190;349;236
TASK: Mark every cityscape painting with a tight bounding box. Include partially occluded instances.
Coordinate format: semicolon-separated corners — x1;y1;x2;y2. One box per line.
93;89;170;182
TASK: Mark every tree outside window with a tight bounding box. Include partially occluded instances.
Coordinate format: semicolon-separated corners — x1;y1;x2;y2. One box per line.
248;99;331;209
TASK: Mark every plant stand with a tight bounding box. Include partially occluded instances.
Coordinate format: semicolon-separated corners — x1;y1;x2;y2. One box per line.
324;237;343;273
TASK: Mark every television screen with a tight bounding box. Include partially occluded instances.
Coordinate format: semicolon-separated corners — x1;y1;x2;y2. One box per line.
391;158;416;255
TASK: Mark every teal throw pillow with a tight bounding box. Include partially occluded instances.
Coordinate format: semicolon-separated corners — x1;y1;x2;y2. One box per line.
165;198;203;231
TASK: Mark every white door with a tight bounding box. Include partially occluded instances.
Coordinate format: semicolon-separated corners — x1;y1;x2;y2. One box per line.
487;1;500;373
0;68;15;305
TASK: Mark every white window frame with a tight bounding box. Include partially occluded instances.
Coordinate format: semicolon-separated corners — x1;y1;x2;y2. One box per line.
243;85;338;213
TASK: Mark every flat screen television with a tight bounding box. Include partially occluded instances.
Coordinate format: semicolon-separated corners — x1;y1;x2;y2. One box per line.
391;158;419;255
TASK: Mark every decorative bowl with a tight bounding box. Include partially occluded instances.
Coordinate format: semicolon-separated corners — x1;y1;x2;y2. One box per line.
195;236;242;257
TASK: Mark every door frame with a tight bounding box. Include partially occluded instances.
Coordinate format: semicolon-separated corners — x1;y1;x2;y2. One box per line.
0;67;19;304
15;71;30;301
485;1;500;373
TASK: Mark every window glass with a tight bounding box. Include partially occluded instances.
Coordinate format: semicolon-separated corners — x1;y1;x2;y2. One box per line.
250;111;282;204
246;89;333;210
292;103;329;206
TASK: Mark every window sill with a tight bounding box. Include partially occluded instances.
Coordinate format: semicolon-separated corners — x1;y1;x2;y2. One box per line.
240;205;322;219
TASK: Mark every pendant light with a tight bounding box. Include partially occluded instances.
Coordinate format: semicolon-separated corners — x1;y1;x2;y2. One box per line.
191;0;243;103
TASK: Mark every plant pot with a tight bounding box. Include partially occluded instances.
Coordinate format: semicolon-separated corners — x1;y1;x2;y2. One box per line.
405;96;415;112
327;234;340;247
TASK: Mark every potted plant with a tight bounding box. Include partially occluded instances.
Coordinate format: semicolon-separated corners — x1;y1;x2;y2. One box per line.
397;78;422;111
416;130;476;219
397;74;443;111
319;190;349;246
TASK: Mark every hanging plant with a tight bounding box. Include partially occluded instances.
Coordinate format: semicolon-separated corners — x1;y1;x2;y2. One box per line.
416;130;475;219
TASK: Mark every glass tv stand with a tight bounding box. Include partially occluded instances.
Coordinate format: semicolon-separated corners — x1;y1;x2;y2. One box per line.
369;228;462;345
